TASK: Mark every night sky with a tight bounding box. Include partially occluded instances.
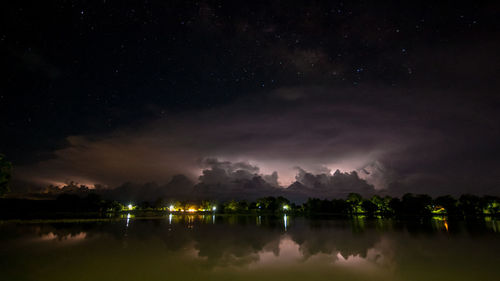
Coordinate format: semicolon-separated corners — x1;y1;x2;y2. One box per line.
2;1;499;199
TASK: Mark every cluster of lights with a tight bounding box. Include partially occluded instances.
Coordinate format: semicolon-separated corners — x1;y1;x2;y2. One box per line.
123;203;217;213
167;205;217;213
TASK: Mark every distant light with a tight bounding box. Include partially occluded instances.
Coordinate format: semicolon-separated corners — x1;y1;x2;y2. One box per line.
169;205;175;211
187;208;196;213
283;205;289;210
128;204;133;210
212;206;217;211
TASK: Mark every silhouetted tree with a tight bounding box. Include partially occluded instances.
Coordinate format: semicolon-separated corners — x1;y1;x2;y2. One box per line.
331;199;349;214
434;195;459;216
85;193;102;211
256;196;279;212
388;197;402;214
482;196;500;215
56;193;82;211
276;196;291;211
154;197;166;210
459;194;483;217
224;200;239;213
347;193;363;214
399;193;432;217
138;201;153;210
361;200;377;217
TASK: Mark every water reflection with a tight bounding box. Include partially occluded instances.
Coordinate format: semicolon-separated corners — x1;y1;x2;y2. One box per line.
484;217;500;232
126;213;131;228
38;232;87;243
0;216;498;281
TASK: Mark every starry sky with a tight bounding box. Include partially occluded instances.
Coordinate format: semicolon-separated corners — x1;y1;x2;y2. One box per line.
1;1;500;198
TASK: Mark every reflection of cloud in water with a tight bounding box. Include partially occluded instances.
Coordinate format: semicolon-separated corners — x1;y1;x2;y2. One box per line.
37;232;87;244
3;219;499;281
251;236;302;267
234;235;395;273
335;237;395;272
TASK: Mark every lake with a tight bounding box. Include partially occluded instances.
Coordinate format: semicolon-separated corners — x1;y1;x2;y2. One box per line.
1;215;499;281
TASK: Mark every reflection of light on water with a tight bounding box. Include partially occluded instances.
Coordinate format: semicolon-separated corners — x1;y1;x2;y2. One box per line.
212;215;215;224
283;214;288;231
257;216;262;226
169;214;173;225
126;213;131;228
187;215;195;229
484;217;499;232
432;216;450;232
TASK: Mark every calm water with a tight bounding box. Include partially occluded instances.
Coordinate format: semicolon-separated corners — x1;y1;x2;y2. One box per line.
1;215;499;281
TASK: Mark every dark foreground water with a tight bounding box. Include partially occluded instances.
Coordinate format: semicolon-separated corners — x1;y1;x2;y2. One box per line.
1;215;499;281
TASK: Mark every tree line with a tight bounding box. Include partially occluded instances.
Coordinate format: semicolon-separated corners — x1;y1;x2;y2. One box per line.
213;193;499;218
1;192;498;219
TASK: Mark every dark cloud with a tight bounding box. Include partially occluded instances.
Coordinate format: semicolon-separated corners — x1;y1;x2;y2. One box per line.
100;174;195;202
13;159;377;202
288;167;376;200
193;158;280;200
10;82;500;198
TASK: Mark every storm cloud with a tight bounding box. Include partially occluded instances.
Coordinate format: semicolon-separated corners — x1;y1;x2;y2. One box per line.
11;82;500;199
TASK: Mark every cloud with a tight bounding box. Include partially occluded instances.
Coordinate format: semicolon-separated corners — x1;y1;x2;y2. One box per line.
16;86;406;188
11;83;500;198
288;167;376;199
194;158;281;200
100;174;195;202
16;159;378;202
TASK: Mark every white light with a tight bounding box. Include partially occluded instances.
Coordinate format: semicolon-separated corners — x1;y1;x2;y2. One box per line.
128;204;133;210
212;206;217;211
169;205;175;211
283;205;289;210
